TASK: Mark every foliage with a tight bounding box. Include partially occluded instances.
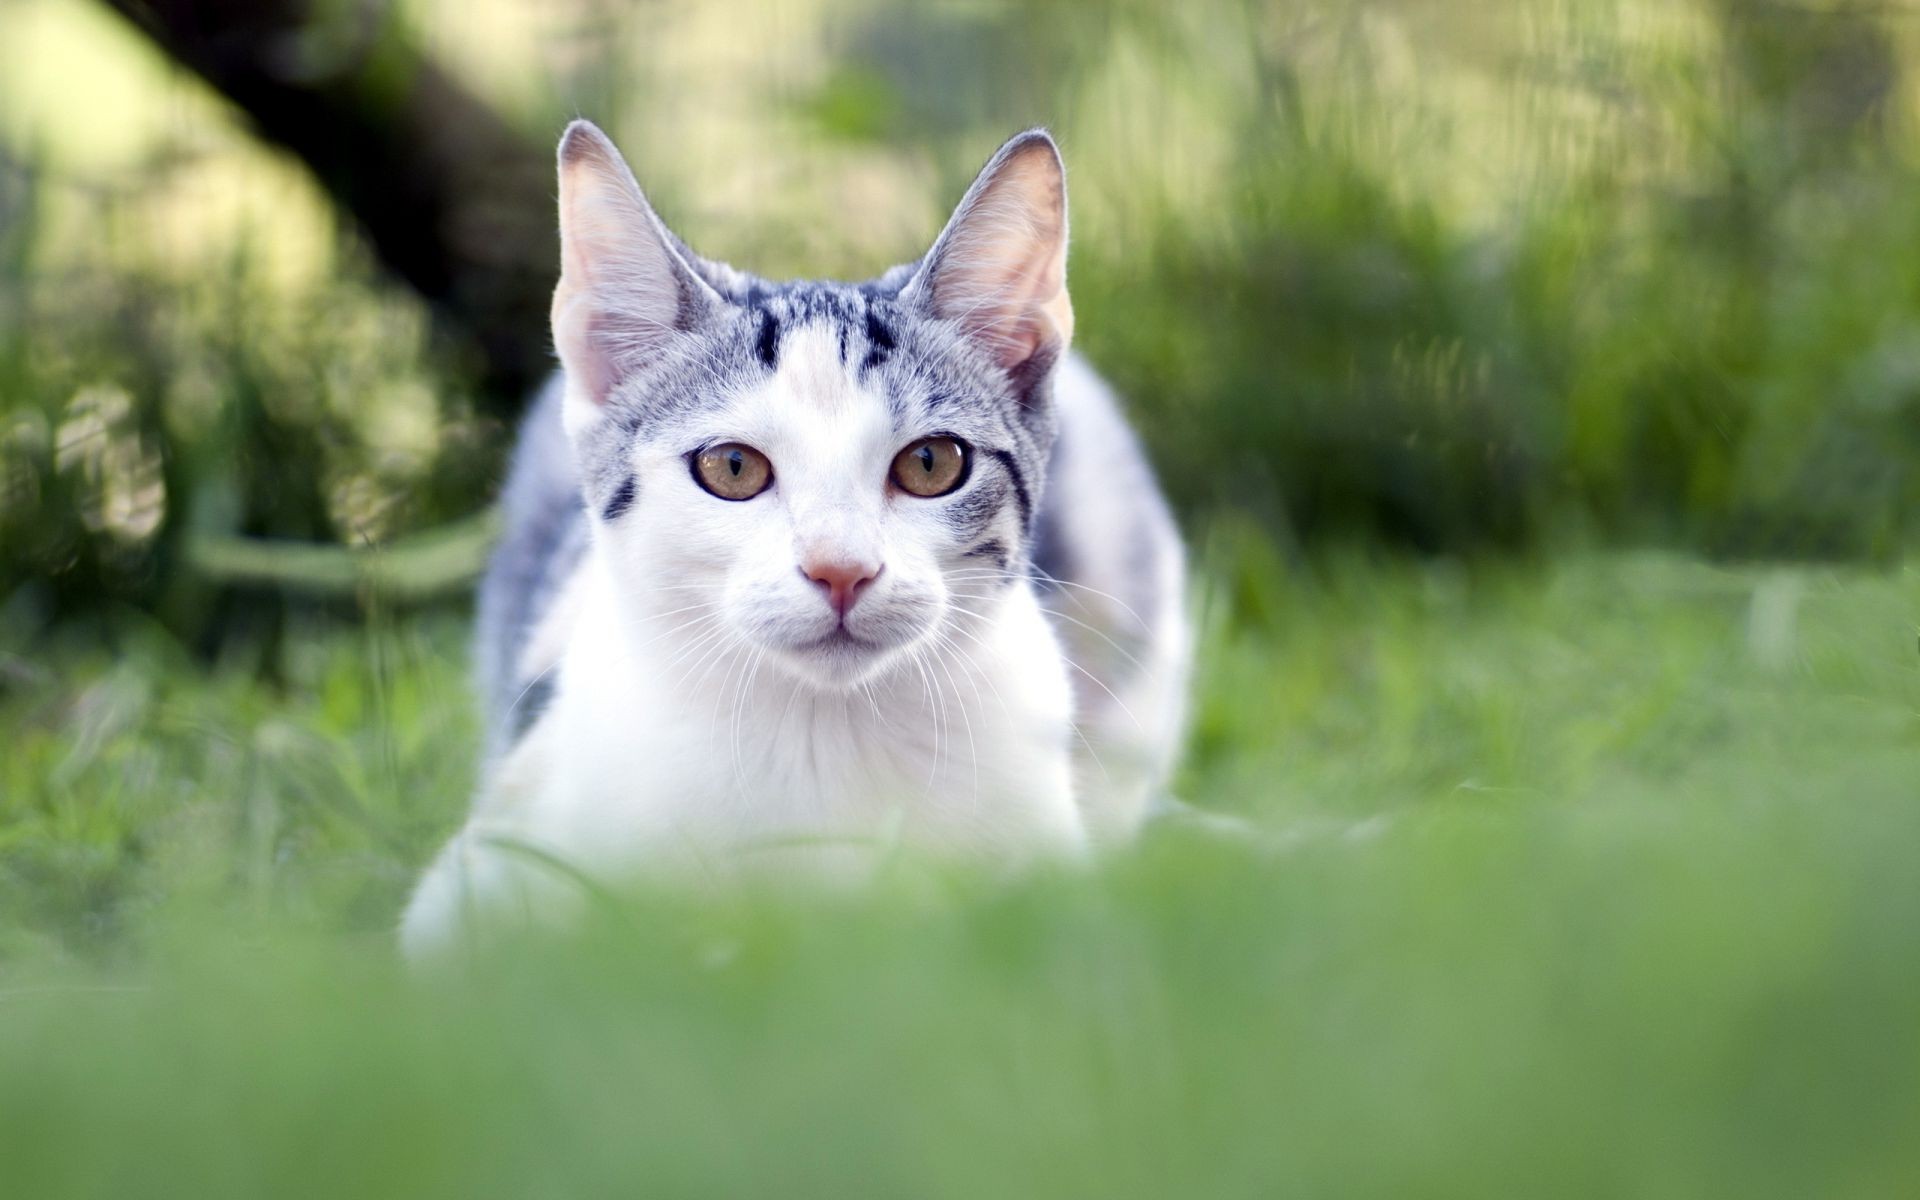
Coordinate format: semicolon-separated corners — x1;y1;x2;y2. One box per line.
5;1;1920;638
0;149;499;632
1067;0;1920;554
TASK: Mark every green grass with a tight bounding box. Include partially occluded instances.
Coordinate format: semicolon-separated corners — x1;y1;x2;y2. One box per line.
2;544;1917;1195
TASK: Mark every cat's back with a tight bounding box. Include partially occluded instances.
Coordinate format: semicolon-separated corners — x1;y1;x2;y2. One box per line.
475;375;589;753
1035;355;1191;838
1035;354;1184;654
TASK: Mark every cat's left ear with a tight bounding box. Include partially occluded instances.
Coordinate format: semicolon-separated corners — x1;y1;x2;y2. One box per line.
551;120;721;432
904;129;1073;395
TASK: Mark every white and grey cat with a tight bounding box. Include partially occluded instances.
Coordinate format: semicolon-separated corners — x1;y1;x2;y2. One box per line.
401;121;1189;955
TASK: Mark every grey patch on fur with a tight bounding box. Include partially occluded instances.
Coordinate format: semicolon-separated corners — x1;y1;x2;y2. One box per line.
963;539;1010;573
1028;468;1073;587
938;473;1012;550
475;377;590;756
504;672;557;742
1027;354;1182;694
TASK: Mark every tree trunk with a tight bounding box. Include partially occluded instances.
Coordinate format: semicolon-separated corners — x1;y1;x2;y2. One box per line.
101;0;556;415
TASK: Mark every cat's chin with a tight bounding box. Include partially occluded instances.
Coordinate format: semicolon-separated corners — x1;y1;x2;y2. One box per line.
769;627;913;691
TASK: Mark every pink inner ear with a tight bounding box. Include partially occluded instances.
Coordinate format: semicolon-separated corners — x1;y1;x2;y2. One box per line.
933;246;1071;372
551;142;697;407
923;140;1073;373
551;297;628;407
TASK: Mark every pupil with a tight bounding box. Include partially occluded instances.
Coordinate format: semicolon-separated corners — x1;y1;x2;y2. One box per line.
727;450;742;476
918;446;935;472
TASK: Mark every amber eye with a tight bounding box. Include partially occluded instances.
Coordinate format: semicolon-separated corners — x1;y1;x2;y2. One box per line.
890;437;970;498
692;443;773;500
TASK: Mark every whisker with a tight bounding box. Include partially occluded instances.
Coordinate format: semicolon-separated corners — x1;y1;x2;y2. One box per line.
939;597;1144;736
924;629;981;809
947;589;1151;677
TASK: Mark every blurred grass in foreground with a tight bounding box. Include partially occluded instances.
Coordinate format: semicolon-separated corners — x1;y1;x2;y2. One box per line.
2;547;1915;1194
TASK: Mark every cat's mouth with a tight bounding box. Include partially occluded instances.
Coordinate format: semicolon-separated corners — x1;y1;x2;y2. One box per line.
774;622;912;688
798;627;875;653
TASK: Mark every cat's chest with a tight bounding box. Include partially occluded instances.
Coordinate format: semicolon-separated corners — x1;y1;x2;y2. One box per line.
511;591;1081;866
525;686;1073;872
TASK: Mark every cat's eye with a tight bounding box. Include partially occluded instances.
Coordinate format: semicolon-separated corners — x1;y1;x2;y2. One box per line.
890;437;970;498
692;443;774;500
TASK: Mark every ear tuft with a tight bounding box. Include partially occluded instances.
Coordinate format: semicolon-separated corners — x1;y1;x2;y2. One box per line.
907;129;1073;382
551;120;715;421
558;119;616;169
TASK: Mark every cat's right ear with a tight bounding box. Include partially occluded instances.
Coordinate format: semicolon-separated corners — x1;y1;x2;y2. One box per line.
551;120;718;430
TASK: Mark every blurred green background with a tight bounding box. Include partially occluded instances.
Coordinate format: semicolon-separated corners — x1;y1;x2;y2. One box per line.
1;0;1917;1195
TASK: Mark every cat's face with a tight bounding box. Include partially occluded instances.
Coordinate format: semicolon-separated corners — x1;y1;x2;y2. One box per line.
594;295;1043;688
551;122;1072;690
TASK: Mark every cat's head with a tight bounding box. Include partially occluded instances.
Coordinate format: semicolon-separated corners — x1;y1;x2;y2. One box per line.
550;120;1073;690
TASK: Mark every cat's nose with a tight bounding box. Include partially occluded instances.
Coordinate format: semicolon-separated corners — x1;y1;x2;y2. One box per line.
801;559;882;618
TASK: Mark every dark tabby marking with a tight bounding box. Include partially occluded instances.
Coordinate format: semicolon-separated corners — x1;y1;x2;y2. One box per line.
982;447;1032;531
963;539;1010;572
601;475;637;522
863;306;896;371
755;309;781;369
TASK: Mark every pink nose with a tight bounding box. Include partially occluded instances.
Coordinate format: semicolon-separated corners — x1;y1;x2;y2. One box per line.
802;559;881;617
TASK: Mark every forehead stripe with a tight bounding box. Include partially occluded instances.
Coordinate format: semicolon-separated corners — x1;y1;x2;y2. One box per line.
755;309;781;369
862;307;896;371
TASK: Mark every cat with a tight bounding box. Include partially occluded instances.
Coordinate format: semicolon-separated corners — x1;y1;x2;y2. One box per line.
400;121;1190;955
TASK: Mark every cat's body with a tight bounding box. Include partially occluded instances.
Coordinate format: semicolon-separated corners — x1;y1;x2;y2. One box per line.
401;124;1188;955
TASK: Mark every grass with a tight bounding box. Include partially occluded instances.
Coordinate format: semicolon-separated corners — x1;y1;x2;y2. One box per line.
2;542;1917;1195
